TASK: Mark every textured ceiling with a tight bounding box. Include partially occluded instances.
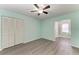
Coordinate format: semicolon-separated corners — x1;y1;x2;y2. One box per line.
0;4;79;20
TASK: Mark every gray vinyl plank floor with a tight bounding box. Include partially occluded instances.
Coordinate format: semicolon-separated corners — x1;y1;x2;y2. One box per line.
0;38;79;55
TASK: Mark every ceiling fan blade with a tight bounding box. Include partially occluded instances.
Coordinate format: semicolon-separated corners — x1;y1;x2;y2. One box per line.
34;4;39;9
30;10;37;12
43;5;50;10
38;13;40;16
43;11;48;14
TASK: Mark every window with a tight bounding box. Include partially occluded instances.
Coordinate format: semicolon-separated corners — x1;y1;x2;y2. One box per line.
62;23;69;33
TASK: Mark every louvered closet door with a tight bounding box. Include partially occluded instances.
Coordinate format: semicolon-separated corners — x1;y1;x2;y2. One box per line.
2;17;15;49
15;19;24;45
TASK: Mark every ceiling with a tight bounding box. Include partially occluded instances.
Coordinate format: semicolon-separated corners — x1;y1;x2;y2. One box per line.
0;4;79;20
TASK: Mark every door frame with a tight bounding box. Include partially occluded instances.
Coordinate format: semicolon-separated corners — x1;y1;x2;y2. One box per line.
54;19;71;38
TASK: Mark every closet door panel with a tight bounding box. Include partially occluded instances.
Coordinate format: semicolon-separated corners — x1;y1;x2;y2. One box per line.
2;18;9;48
15;19;24;45
7;18;14;47
2;17;14;48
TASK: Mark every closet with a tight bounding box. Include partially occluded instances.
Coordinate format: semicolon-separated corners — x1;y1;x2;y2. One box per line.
1;16;25;49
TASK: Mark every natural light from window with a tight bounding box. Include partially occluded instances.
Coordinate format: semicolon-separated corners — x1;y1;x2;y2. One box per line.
62;23;69;33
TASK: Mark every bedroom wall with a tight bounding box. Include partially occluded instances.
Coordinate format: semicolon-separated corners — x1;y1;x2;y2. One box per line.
41;11;79;48
41;19;55;40
0;9;40;47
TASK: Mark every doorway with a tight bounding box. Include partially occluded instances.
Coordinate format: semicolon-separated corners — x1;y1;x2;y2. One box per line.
54;20;71;38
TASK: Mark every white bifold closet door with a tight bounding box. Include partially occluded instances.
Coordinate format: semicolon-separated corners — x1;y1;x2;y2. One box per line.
2;17;24;49
2;17;15;48
15;19;24;45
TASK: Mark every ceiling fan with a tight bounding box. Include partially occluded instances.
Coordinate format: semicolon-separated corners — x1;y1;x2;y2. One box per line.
30;4;50;16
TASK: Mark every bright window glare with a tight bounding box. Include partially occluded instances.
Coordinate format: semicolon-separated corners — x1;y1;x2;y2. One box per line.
62;23;69;33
